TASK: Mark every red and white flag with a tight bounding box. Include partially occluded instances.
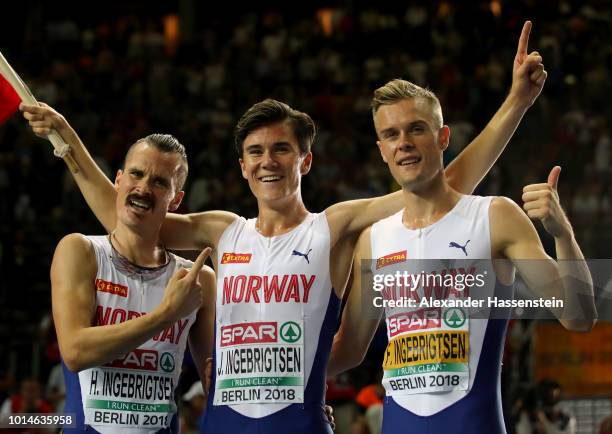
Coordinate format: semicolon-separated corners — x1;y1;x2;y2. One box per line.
0;72;20;124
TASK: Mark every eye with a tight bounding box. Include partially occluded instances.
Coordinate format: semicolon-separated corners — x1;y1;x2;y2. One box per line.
410;124;425;133
383;131;398;140
129;169;144;178
154;178;169;188
248;148;263;156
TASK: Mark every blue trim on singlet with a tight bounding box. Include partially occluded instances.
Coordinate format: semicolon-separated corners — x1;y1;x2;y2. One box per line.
381;282;513;434
61;360;179;434
202;289;341;434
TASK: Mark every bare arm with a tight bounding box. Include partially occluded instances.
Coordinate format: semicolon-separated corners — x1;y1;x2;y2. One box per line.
491;170;596;331
327;228;382;376
52;234;210;372
326;22;547;245
20;103;237;249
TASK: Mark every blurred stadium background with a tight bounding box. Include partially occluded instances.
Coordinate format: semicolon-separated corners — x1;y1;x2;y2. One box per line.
0;1;611;433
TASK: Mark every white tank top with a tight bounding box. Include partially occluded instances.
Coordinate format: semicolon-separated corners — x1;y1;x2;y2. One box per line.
370;195;506;416
70;235;197;434
212;212;335;418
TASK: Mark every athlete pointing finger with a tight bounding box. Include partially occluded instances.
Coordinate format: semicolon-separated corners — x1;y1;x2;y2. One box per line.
49;135;216;434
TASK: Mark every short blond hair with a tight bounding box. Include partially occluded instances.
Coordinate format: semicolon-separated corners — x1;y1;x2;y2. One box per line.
371;79;443;129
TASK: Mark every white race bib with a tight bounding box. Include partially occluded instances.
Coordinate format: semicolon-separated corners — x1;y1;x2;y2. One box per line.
213;320;304;405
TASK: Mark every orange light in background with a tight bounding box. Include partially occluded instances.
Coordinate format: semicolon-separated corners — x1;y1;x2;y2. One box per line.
317;8;333;37
437;1;450;19
490;0;502;17
164;14;180;55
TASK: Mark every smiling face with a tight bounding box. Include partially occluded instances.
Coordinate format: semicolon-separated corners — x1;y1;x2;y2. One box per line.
114;141;185;231
239;121;312;205
374;97;450;191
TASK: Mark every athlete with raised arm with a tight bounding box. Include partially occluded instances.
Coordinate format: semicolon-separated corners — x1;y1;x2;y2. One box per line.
48;134;216;434
327;82;595;434
22;21;546;434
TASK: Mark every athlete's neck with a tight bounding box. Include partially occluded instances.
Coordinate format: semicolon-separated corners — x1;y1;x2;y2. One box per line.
255;194;309;237
111;225;167;267
401;173;462;230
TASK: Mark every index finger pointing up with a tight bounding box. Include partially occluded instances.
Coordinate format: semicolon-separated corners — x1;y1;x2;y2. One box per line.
516;21;532;57
187;247;211;280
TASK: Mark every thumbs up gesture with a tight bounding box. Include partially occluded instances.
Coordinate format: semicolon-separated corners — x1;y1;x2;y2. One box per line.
161;248;212;321
510;21;548;109
522;166;572;238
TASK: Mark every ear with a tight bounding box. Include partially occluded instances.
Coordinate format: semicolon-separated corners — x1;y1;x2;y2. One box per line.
300;152;313;175
438;125;450;151
376;140;388;163
168;190;185;212
114;169;123;190
239;158;248;180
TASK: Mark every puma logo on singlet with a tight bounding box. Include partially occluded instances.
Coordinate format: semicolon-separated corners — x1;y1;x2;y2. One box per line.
292;249;312;264
449;240;470;256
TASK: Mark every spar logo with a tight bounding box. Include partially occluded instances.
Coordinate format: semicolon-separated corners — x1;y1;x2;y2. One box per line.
376;250;407;269
160;352;175;373
280;321;302;343
386;307;441;337
105;349;158;371
443;308;466;328
221;252;252;264
220;322;277;347
95;279;128;297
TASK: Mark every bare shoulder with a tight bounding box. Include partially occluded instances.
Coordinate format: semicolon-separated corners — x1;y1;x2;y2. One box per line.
53;233;95;261
51;234;97;286
489;196;529;234
490;196;523;237
489;196;544;259
490;196;522;217
198;264;216;282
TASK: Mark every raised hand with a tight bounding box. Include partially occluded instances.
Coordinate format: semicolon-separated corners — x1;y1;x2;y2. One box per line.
510;21;547;108
19;102;69;138
161;248;212;321
522;166;572;238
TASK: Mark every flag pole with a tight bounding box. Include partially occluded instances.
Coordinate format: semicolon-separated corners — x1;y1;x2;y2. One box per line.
0;51;79;174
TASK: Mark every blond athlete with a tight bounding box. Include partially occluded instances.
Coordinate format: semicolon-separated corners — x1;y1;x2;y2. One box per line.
327;79;596;434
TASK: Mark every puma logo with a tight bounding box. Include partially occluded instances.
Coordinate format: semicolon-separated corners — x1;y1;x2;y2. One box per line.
292;249;312;264
449;240;470;256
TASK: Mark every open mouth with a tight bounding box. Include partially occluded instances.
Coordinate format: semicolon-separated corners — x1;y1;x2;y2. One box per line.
126;194;154;212
397;156;422;166
258;175;283;183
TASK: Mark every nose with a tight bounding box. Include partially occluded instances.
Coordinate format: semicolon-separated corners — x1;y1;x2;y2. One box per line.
133;177;153;195
261;150;279;169
398;132;414;152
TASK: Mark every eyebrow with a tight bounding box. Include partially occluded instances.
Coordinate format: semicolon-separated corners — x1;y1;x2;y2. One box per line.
379;127;398;137
245;141;293;150
380;120;428;136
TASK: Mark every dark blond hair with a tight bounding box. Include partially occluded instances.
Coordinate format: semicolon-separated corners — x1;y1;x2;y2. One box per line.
371;79;443;129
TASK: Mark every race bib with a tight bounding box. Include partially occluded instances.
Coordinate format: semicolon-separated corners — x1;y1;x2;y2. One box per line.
213;320;304;405
79;349;176;429
382;307;469;395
